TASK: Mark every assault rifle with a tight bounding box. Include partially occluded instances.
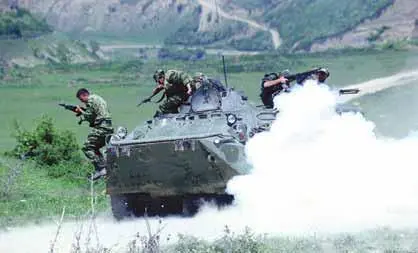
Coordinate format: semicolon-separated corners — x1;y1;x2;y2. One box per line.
59;103;86;124
137;86;165;107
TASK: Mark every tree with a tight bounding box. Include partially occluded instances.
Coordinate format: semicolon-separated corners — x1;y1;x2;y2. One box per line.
89;40;100;56
56;43;72;65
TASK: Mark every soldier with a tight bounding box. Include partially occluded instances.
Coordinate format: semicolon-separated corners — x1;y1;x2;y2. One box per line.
74;88;114;181
298;68;330;86
316;68;330;84
152;69;194;116
260;73;288;108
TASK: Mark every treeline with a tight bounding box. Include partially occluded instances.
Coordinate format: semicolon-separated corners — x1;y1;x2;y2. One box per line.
0;8;51;38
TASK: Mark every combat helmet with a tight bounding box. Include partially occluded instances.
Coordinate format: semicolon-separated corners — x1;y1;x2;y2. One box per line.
317;68;330;77
153;69;165;81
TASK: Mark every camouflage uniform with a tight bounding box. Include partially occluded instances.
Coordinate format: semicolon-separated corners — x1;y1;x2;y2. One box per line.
159;70;193;114
79;94;114;171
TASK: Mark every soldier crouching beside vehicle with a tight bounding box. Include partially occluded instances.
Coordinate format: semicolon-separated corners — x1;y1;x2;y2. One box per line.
74;88;114;181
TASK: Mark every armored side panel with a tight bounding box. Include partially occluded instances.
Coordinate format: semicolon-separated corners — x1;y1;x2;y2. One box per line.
106;137;248;196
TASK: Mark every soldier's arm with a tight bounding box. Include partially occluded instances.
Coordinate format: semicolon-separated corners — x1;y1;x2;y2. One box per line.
180;72;193;94
78;100;95;122
263;76;288;88
152;84;164;94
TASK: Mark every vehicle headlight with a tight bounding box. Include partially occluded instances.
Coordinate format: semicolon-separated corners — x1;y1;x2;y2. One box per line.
116;126;128;139
226;114;237;126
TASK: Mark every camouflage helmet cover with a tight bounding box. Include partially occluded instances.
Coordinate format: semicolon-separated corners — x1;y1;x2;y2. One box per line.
153;69;165;81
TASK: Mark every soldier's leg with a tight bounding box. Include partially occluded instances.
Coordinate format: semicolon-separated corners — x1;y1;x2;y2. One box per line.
158;95;184;114
82;129;107;171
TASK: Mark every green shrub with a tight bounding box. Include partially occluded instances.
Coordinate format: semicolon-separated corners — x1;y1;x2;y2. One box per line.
158;47;205;61
0;8;51;37
172;227;268;253
56;43;72;65
89;40;100;56
6;115;88;178
367;25;391;43
0;59;5;79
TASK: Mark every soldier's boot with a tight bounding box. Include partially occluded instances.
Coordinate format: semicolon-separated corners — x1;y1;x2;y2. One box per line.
90;161;107;181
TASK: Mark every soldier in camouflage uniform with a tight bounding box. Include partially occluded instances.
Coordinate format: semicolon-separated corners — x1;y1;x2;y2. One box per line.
75;88;114;181
152;69;194;116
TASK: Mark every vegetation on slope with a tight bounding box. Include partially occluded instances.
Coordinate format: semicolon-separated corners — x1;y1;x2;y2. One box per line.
165;6;273;51
228;0;394;51
0;8;51;38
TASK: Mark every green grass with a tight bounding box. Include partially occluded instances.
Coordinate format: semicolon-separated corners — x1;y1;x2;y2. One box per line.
0;159;108;227
0;49;415;152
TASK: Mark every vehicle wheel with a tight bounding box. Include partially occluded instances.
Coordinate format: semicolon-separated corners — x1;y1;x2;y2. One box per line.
182;197;201;217
160;196;183;216
110;194;132;221
214;194;235;208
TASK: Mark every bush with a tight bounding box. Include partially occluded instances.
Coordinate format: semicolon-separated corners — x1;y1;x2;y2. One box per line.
367;25;391;43
0;59;5;80
6;115;88;178
89;40;100;56
56;43;72;65
172;227;268;253
0;8;51;37
158;47;206;61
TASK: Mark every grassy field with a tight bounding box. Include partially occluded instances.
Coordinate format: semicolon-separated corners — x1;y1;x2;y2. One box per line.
0;49;416;151
0;48;417;228
0;158;108;227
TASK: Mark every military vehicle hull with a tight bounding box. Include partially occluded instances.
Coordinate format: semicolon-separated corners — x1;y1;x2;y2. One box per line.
106;135;249;219
105;80;363;220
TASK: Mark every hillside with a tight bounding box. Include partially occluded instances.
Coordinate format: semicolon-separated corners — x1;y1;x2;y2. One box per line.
223;0;396;51
311;0;418;51
4;0;418;52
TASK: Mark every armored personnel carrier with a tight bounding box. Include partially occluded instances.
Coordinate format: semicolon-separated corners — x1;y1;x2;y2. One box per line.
105;79;361;220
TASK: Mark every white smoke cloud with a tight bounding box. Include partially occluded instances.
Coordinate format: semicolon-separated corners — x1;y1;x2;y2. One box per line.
227;80;418;234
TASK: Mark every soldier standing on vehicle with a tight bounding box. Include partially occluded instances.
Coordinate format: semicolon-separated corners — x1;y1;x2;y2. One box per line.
260;73;288;108
152;69;194;116
316;68;330;84
74;88;114;181
298;68;330;86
